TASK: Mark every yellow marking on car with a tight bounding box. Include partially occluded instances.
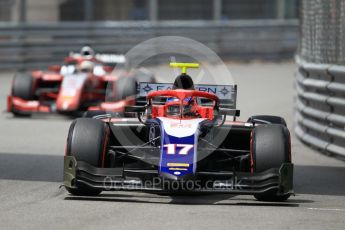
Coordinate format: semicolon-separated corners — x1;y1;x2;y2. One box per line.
168;168;188;171
167;163;190;167
62;95;74;100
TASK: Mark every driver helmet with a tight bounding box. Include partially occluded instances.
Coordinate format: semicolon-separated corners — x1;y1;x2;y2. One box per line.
166;104;180;117
166;73;197;117
80;46;95;58
166;98;180;116
166;97;195;117
173;74;194;90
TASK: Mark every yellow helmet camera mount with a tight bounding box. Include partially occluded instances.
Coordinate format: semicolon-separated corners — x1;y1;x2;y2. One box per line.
169;62;199;75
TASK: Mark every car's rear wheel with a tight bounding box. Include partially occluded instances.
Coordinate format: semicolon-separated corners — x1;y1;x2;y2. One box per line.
65;118;109;196
132;69;155;84
247;115;287;127
83;110;120;118
11;73;34;117
251;124;291;201
106;76;137;102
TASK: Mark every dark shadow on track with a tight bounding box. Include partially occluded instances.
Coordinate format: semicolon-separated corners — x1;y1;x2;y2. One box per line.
64;191;306;206
1;152;344;197
294;165;345;196
168;194;301;206
0;152;63;182
64;193;301;207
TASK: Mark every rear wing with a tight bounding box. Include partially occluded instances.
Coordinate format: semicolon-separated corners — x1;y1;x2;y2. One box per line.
66;52;126;66
94;54;126;65
136;82;237;109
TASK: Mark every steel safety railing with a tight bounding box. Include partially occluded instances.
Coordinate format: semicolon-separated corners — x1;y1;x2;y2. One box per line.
0;20;298;70
295;57;345;157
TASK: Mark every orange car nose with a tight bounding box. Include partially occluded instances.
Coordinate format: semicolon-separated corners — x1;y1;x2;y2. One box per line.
56;94;79;111
56;74;87;111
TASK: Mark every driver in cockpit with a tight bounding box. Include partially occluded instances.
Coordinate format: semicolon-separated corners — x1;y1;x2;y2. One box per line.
165;73;199;118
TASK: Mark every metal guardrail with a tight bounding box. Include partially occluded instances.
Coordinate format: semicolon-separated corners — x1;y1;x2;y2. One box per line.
295;57;345;157
0;20;298;70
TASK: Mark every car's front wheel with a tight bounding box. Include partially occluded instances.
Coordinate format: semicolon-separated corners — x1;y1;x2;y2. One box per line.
65;118;109;196
11;73;34;117
251;124;291;201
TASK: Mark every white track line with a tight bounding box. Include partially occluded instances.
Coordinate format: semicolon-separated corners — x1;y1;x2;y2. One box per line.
308;208;345;212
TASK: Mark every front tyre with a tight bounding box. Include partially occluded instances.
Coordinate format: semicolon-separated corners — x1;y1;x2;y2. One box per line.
251;124;291;201
11;73;34;117
65;118;109;196
12;73;34;100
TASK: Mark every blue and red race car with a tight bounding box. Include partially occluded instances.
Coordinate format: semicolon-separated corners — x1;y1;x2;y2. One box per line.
63;62;293;201
7;46;154;117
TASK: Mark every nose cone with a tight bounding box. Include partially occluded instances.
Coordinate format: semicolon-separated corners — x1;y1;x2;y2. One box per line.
56;94;80;111
160;172;196;181
158;117;206;181
57;74;87;111
160;172;197;191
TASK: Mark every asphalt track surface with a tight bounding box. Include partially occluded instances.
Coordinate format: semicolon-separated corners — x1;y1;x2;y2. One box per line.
0;62;345;230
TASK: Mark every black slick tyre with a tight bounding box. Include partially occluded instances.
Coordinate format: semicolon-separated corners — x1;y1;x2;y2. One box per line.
247;115;287;127
251;124;291;201
11;73;34;117
65;118;109;196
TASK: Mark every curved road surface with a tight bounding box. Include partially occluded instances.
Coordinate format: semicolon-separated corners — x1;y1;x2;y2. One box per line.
0;62;344;230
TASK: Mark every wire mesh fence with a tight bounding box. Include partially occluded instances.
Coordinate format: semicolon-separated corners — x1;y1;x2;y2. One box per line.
296;0;345;157
300;0;345;65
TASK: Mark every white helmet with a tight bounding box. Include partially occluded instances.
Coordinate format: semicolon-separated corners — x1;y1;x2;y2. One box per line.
80;46;95;58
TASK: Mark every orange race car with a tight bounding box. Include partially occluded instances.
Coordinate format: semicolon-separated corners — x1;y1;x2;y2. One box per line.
7;46;155;117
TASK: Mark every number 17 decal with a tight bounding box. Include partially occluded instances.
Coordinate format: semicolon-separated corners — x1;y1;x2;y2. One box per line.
163;144;194;155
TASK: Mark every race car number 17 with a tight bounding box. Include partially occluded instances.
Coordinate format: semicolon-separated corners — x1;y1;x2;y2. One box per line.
163;144;194;155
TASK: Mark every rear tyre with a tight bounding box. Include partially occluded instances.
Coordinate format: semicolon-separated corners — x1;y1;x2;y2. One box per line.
65;118;109;196
132;69;155;84
247;115;287;127
251;124;291;201
83;110;120;118
11;73;34;117
106;76;137;102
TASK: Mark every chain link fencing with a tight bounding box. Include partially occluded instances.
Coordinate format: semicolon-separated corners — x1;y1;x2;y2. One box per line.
299;0;345;64
296;0;345;158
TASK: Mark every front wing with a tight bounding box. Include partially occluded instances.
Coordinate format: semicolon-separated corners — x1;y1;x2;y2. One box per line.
8;95;134;115
64;156;294;195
